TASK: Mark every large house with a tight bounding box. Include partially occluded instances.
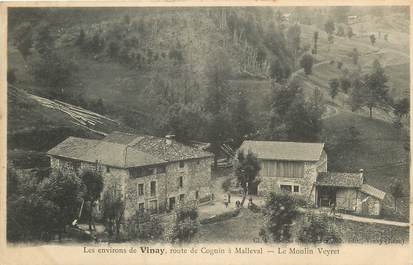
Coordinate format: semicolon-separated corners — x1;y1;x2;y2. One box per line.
238;140;386;216
48;132;213;219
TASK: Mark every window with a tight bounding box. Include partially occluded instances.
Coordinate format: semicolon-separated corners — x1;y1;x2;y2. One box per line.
106;166;110;173
130;167;155;178
149;200;157;212
157;165;166;174
280;185;292;193
150;181;156;196
169;197;176;210
280;184;300;194
178;176;183;188
179;194;185;202
195;191;199;200
130;168;142;178
138;183;144;196
138;202;145;212
179;161;185;168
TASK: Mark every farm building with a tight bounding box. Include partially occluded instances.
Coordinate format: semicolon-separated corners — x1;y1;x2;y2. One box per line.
237;140;386;216
47;132;214;219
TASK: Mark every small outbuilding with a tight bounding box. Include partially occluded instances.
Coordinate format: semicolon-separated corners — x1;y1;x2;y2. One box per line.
315;170;386;216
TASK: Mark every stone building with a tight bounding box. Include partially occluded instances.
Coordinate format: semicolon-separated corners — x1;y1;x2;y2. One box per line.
47;132;213;219
238;140;385;216
238;141;328;203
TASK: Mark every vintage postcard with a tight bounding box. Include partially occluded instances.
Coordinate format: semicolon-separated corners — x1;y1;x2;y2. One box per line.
0;1;411;265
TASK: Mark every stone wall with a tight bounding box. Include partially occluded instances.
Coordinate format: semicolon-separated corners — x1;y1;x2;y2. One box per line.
258;161;318;204
49;156;212;221
358;192;381;216
257;150;327;206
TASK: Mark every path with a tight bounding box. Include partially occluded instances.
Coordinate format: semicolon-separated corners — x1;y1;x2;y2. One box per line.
307;208;409;227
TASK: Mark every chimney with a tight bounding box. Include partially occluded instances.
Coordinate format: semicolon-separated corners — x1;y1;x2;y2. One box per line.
165;134;175;145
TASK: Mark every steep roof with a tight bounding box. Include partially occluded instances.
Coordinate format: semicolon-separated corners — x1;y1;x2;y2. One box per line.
47;137;165;168
48;132;213;168
238;140;324;162
129;135;213;162
360;184;386;200
316;172;364;188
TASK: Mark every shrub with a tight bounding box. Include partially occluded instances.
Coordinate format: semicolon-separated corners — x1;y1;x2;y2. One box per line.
127;211;163;242
300;54;314;75
261;193;300;242
298;213;342;244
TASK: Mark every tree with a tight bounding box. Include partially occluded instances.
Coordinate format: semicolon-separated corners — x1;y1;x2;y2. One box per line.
269;58;291;83
164;103;205;142
75;29;85;46
370;34;376;45
260;193;300;243
80;170;104;202
33;22;54;55
107;41;120;58
389;178;404;211
231;91;254;146
286;24;301;69
102;187;125;240
347;26;354;39
350;48;359;65
324;19;335;35
300;54;314;75
29;52;77;99
285;88;324;142
393;98;409;118
339;76;351;93
13;22;33;59
312;31;319;55
350;60;388;118
298;213;342;244
364;59;389;118
39;169;84;239
235;150;261;206
328;78;340;99
204;50;232;168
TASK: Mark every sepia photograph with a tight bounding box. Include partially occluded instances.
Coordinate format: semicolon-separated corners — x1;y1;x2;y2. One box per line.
3;3;411;261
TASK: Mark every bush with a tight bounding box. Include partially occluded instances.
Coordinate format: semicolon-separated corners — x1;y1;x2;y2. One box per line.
298;213;342;244
127;211;163;242
300;54;314;75
261;193;300;242
172;207;199;243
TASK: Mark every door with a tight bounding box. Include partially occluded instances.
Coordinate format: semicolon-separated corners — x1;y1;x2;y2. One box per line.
169;197;176;210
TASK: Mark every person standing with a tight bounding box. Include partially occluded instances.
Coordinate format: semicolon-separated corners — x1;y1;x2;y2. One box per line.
224;194;229;208
89;201;97;231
